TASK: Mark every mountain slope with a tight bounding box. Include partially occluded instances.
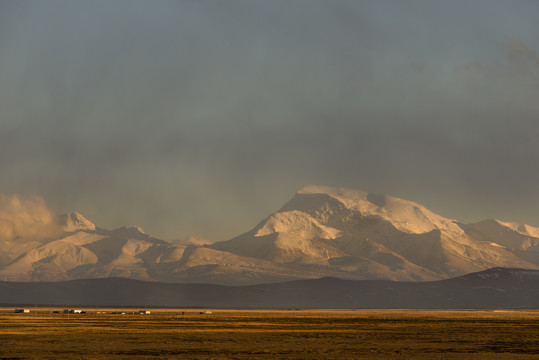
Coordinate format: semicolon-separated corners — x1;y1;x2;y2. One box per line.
211;186;538;281
1;268;538;309
0;214;292;284
1;186;539;284
462;219;539;265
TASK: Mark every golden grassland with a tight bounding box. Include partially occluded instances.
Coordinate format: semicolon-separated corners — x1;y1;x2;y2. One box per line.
0;308;538;359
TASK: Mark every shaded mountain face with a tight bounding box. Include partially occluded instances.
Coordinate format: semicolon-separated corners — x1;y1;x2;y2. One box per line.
1;268;538;309
1;186;539;284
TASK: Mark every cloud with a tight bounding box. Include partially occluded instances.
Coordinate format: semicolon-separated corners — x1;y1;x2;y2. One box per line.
409;62;427;73
0;194;62;242
505;40;539;77
2;2;539;239
507;40;539;64
172;236;213;246
455;62;486;73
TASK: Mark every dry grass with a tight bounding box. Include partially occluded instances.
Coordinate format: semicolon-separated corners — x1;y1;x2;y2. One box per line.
0;308;538;359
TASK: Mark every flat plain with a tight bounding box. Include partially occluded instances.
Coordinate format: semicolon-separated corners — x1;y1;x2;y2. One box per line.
0;309;538;359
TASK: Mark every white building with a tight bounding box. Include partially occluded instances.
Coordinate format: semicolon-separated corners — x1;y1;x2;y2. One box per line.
63;309;82;314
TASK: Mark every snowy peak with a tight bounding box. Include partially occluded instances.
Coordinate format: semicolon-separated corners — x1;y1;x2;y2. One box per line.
255;210;341;240
494;219;539;238
3;185;539;285
108;226;162;243
462;219;539;255
60;212;96;232
296;185;462;235
211;185;539;281
118;226;146;235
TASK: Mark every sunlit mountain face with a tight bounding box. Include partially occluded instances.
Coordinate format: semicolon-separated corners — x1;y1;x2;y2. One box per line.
1;186;538;285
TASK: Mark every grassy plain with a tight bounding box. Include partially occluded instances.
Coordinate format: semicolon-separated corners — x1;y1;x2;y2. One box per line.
0;308;538;359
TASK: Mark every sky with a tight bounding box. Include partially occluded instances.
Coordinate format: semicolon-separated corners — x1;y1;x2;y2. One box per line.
1;0;538;242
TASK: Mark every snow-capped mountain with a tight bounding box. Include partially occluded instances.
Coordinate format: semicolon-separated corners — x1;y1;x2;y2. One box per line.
1;186;538;284
60;212;96;232
211;185;539;281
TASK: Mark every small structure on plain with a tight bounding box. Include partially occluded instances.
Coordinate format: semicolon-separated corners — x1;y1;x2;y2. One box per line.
63;309;82;314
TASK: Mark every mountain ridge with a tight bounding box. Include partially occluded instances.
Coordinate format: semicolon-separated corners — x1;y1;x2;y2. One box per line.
1;185;538;284
1;267;538;309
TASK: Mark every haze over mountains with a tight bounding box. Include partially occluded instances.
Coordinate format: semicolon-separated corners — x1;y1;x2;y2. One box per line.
1;186;538;285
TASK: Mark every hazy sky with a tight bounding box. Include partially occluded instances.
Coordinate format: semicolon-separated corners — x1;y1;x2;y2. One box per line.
1;0;538;242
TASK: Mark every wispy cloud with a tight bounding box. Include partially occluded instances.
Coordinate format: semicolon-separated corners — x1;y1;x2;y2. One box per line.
0;194;62;242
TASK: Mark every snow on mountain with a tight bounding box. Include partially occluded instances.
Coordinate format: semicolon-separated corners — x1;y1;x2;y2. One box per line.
60;212;96;232
211;209;346;266
211;185;539;281
495;220;539;239
1;185;538;284
255;210;341;239
461;219;539;265
0;213;317;284
296;185;465;235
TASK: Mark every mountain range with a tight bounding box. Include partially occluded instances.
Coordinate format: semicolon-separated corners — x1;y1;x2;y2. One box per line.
1;268;538;309
1;185;538;285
